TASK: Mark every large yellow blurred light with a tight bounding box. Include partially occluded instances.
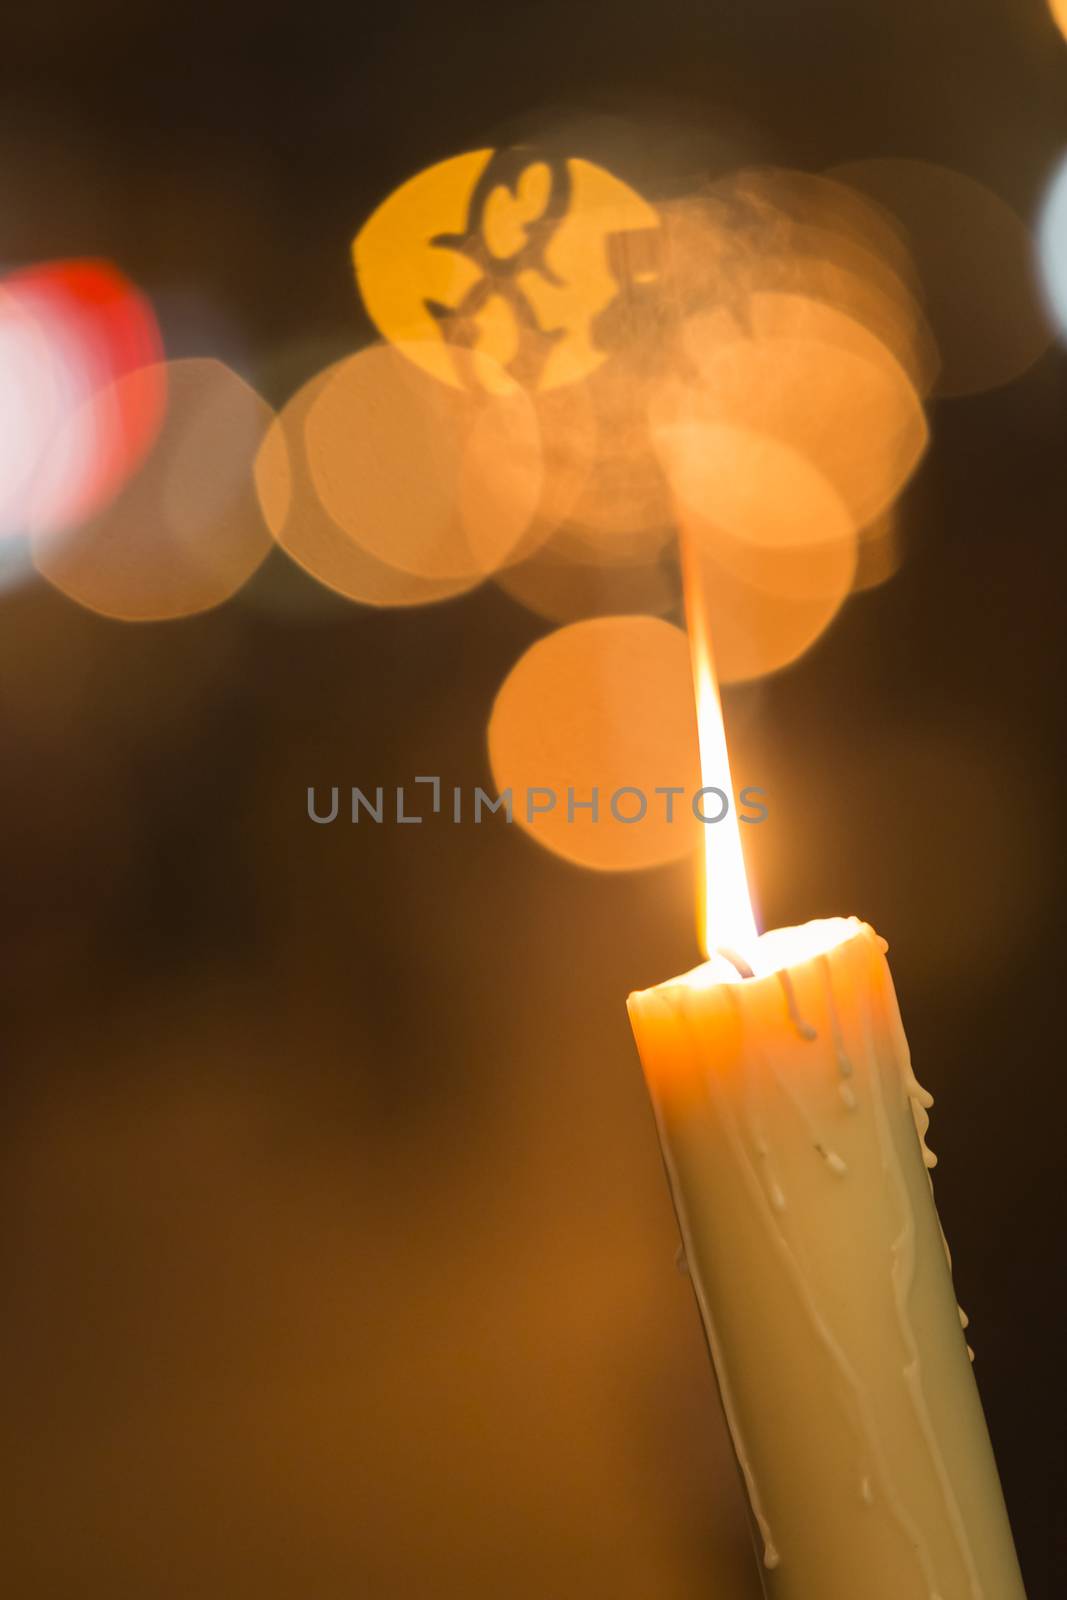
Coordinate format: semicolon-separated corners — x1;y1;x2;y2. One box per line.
354;150;660;392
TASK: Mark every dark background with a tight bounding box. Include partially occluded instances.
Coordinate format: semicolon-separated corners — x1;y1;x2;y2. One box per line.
1;2;1064;1595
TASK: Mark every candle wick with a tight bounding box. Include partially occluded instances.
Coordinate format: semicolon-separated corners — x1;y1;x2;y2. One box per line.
717;946;755;980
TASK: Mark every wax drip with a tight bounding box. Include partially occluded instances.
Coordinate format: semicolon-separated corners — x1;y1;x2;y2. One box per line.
939;1229;975;1361
958;1306;975;1361
859;935;985;1599
821;953;858;1111
879;975;957;1334
858;924;937;1169
814;1142;849;1177
758;980;848;1178
753;1121;787;1211
758;940;943;1593
682;987;781;1571
752;1058;783;1209
778;970;818;1040
697;985;930;1586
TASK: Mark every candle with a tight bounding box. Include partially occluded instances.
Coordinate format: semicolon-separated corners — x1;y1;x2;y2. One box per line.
627;582;1026;1598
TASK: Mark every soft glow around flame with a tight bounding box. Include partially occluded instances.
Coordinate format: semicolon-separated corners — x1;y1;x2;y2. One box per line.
681;532;759;960
681;918;863;988
627;919;865;1004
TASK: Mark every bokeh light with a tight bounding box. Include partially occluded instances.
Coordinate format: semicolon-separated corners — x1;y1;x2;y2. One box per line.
33;358;273;620
343;151;941;660
655;422;858;673
0;259;164;542
696;169;939;394
648;174;937;396
493;529;681;624
256;357;505;608
829;158;1052;396
545;355;676;547
304;341;543;583
1036;154;1067;340
354;149;660;392
666;296;927;533
0;155;943;668
0;284;55;544
672;504;855;687
657;423;856;569
851;509;902;592
488;615;701;871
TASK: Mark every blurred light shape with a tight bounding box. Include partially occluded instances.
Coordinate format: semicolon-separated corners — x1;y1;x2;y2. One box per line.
1;260;164;535
1050;0;1067;42
487;615;701;872
655;421;857;576
663;301;926;535
548;354;675;548
651;178;938;398
852;510;902;592
748;287;933;404
491;374;679;623
713;168;940;395
0;286;56;539
0;528;34;594
511;379;600;553
303;342;543;583
829;158;1052;396
353;149;493;389
743;245;940;398
727;167;919;286
1036;154;1067;340
493;530;680;623
256;362;475;608
652;418;855;681
33;359;272;620
354;149;660;392
667;497;854;687
516;156;662;390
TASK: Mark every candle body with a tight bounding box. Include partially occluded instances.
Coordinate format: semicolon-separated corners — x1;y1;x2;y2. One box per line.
628;920;1025;1600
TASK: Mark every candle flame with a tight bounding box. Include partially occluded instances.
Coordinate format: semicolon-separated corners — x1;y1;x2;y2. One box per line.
681;530;759;961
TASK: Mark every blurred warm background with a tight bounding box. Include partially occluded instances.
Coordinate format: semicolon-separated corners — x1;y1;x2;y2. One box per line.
1;2;1064;1596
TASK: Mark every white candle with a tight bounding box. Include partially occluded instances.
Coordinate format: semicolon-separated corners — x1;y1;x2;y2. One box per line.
628;917;1027;1599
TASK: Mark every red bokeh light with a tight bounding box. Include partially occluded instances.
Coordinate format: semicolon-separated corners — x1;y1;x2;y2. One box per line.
0;258;165;539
